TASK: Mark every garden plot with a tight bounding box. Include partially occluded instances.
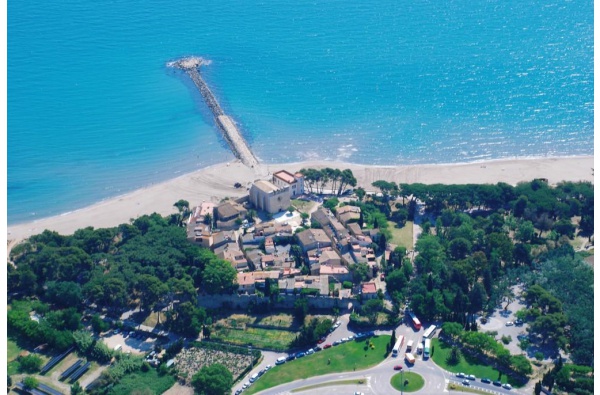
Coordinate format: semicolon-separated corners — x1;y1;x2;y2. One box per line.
174;346;255;384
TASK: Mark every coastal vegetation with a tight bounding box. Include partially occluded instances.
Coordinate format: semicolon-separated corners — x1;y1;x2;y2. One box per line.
5;176;594;394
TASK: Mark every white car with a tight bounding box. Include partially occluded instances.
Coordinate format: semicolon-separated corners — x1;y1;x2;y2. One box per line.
264;364;272;371
502;383;512;390
505;321;514;326
333;321;341;328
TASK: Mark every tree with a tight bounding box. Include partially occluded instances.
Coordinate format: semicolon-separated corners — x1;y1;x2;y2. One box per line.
447;346;461;365
294;298;309;323
534;381;542;395
18;354;43;373
441;322;463;340
390;329;397;350
191;363;233;395
202;259;238;295
45;281;83;308
71;382;84;395
355;187;366;202
23;376;39;390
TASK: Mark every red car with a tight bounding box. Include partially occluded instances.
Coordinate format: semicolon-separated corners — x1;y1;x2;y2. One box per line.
323;344;332;349
394;365;403;371
317;337;326;344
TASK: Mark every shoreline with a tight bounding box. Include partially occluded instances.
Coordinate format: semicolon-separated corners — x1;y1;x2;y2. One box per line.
7;155;594;245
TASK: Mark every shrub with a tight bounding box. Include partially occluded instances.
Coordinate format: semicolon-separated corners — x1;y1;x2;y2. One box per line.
501;335;512;345
18;355;43;373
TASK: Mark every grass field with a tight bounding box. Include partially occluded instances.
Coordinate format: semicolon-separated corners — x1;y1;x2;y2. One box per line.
246;335;391;394
8;339;21;361
109;368;176;395
255;313;296;329
291;379;367;393
447;383;491;394
388;221;414;249
292;199;316;213
211;326;296;350
431;339;520;387
142;311;168;328
390;371;424;392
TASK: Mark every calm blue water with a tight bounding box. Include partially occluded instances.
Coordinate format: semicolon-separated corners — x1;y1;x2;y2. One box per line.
8;0;594;224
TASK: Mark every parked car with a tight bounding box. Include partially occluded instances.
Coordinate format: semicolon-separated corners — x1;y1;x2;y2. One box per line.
380;273;385;281
276;357;287;365
332;340;341;346
348;335;354;341
393;365;403;370
481;378;491;384
505;321;514;326
323;344;332;349
296;352;305;358
317;337;326;344
314;346;322;352
306;349;314;355
493;380;502;386
264;364;272;371
341;337;349;343
515;319;523;326
456;373;465;378
462;380;470;386
466;374;476;380
285;354;295;362
502;383;512;390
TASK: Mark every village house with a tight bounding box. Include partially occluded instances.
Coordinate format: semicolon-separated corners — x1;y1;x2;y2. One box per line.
211;230;239;251
249;180;291;214
310;207;332;228
361;282;378;300
264;236;275;253
244;249;264;271
336;205;361;225
215;201;247;230
218;248;248;272
319;264;351;282
296;228;331;252
272;170;305;197
347;222;363;237
237;272;255;294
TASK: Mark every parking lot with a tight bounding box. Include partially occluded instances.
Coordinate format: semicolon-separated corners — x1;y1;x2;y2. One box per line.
102;330;158;355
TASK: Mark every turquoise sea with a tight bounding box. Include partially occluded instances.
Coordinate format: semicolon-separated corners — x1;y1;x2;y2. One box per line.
8;0;593;224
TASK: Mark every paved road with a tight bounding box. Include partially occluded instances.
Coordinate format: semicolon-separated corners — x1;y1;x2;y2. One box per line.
237;318;529;395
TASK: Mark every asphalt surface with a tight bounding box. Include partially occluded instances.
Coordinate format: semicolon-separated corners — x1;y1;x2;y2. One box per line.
234;314;529;395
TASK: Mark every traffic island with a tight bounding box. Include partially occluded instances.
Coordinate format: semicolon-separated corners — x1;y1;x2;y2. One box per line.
390;371;424;392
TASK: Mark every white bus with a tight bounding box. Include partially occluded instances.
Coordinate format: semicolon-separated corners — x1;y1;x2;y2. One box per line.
392;335;405;357
423;338;431;359
422;324;437;339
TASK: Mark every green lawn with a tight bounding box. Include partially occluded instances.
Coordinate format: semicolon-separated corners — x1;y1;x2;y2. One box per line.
292;199;316;213
246;335;391;394
390;371;424;392
255;313;297;329
291;378;367;393
431;339;520;387
447;382;491;394
109;368;176;395
211;326;297;351
8;339;21;361
388;221;414;249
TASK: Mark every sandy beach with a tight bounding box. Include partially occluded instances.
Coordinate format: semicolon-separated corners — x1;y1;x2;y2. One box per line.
6;156;594;246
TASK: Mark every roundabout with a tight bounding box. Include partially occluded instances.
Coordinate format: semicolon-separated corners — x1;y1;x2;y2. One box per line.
390;371;425;392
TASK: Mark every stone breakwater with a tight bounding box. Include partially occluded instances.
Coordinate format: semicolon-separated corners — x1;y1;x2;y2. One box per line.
169;57;259;168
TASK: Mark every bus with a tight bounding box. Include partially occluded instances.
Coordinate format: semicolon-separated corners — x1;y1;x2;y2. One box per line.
392;335;405;357
408;311;422;330
423;338;431;359
422;324;437;339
